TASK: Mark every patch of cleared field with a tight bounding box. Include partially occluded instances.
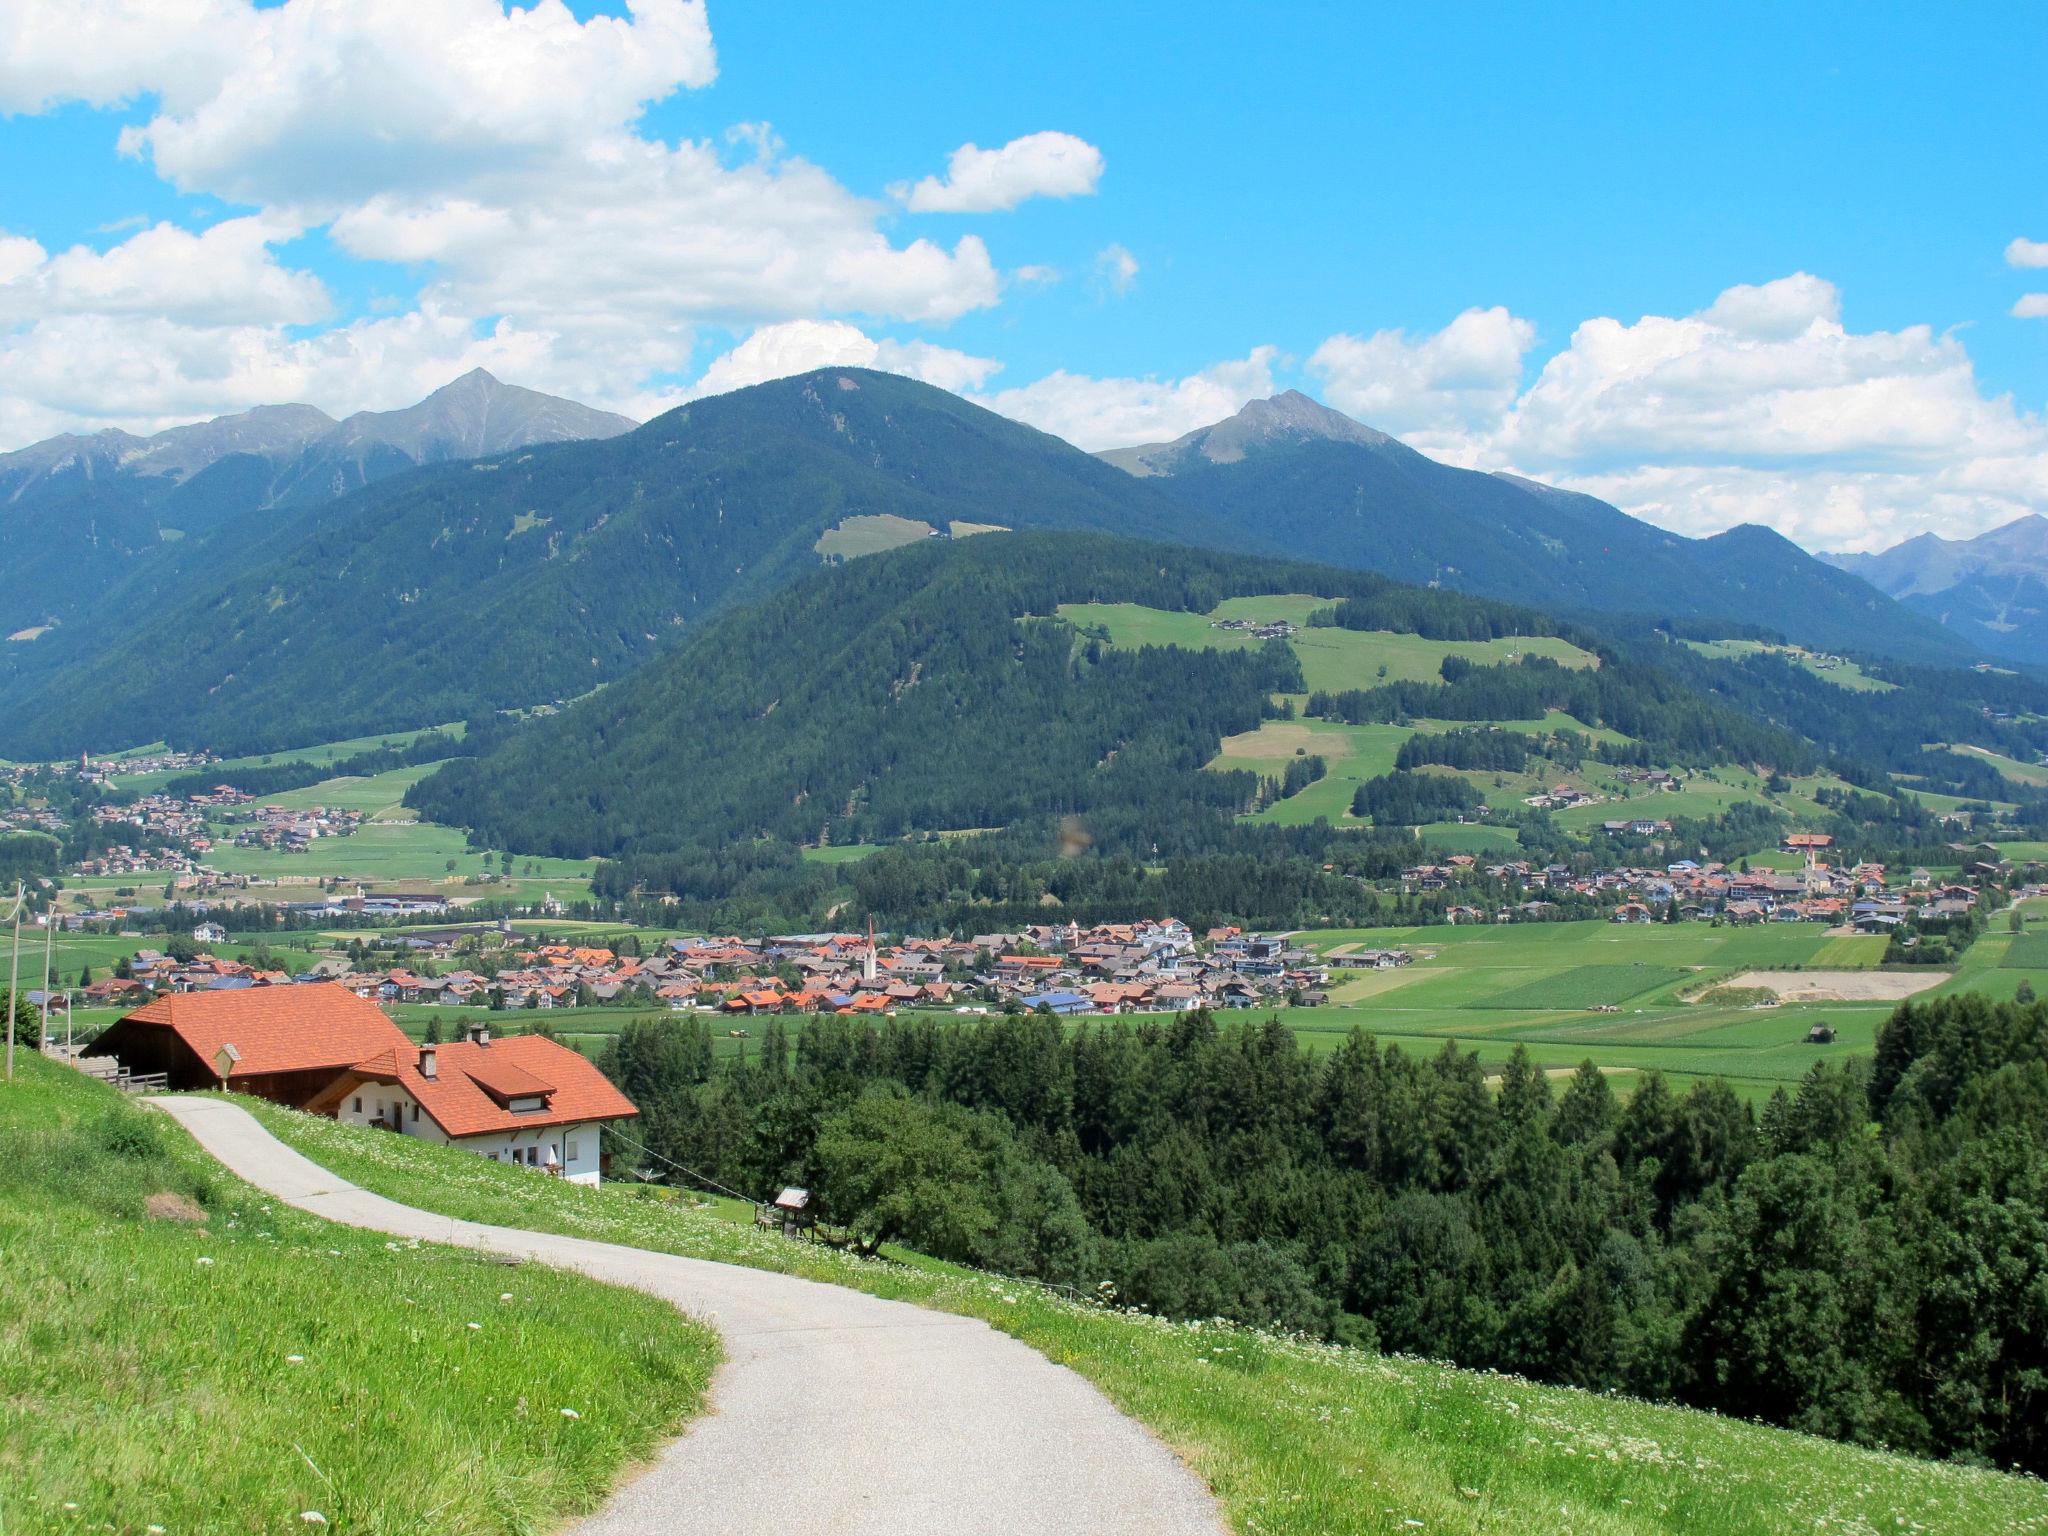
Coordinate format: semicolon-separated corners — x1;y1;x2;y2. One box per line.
1938;742;2048;787
6;624;50;641
1209;718;1413;826
1719;969;1950;1002
2001;930;2048;968
1809;934;1889;968
1681;637;1897;692
815;513;937;559
947;520;1008;538
801;842;883;864
1476;964;1691;1010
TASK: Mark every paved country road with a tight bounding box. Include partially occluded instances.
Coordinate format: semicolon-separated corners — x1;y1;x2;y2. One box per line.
149;1096;1228;1536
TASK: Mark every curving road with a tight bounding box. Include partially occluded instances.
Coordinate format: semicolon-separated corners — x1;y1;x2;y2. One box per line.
149;1096;1227;1536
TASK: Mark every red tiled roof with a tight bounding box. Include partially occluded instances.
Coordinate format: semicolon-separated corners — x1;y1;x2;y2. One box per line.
323;1035;636;1139
117;982;408;1079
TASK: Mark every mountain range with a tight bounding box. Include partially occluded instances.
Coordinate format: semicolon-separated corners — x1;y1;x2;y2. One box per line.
0;370;634;637
0;368;1986;758
1824;515;2048;664
1098;391;1970;664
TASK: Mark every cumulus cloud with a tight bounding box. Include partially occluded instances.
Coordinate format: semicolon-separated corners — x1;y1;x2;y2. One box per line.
684;319;1001;402
976;347;1279;450
893;131;1104;213
0;0;1026;444
2015;294;2048;321
0;217;327;328
2006;237;2048;269
1093;243;1140;299
1314;274;2048;552
1308;306;1535;458
107;0;717;209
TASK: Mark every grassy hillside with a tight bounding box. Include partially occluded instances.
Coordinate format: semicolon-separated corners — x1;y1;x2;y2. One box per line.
0;1055;717;1533
242;1101;2048;1536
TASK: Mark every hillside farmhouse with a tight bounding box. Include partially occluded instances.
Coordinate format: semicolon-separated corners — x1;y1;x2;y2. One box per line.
84;983;636;1183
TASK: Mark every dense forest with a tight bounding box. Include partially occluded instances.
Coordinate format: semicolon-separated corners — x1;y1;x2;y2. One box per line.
410;534;1625;869
600;993;2046;1474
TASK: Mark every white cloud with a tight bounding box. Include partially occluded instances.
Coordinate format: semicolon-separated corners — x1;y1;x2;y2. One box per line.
684;319;1001;402
0;217;327;328
1094;243;1139;299
976;348;1279;450
1308;305;1535;459
0;0;252;115
2015;294;2048;321
1317;274;2048;553
2006;237;2048;269
893;131;1104;213
108;0;717;209
0;0;1033;446
1013;264;1062;286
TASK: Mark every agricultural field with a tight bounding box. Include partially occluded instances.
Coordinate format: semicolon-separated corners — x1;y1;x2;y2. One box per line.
105;722;466;794
800;842;885;864
1270;920;1951;1100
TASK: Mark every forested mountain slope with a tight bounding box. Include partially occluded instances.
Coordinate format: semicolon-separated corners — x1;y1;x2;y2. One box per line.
0;370;633;638
1104;393;1974;665
406;533;1806;871
0;371;1221;758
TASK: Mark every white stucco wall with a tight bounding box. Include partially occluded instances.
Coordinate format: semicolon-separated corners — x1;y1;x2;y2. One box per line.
334;1085;607;1184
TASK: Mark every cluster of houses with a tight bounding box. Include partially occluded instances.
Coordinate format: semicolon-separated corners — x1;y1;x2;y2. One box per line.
301;919;1335;1018
1211;617;1297;641
227;801;366;853
1398;831;1993;927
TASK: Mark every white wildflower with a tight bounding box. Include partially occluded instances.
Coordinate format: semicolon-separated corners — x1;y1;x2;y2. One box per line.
195;1256;213;1267
285;1354;304;1365
300;1515;328;1527
466;1322;482;1330
560;1407;581;1420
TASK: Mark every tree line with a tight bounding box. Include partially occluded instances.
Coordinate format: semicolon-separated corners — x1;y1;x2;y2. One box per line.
601;993;2045;1473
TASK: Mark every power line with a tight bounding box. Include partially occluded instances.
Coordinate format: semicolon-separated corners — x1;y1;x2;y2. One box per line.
604;1126;761;1206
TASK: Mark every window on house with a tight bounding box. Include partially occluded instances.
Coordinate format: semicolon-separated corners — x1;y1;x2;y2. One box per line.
352;1097;362;1113
410;1102;419;1124
565;1139;580;1163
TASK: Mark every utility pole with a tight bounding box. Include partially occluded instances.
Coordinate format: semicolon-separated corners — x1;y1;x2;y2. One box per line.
39;913;53;1060
6;881;21;1081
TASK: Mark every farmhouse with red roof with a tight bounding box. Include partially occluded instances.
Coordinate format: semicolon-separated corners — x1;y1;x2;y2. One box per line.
84;982;636;1184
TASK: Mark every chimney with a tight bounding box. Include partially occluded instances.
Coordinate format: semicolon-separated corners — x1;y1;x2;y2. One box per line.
418;1044;438;1079
468;1021;490;1047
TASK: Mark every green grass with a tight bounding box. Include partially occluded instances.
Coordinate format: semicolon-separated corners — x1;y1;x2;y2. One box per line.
814;512;940;559
242;1100;2048;1536
108;723;467;794
1057;597;1598;696
0;1056;717;1534
2001;931;2048;968
1680;638;1897;693
800;842;885;864
1936;743;2048;788
1476;963;1692;1010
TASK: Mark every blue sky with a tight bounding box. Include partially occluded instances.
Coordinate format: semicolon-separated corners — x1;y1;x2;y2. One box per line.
1;0;2044;552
